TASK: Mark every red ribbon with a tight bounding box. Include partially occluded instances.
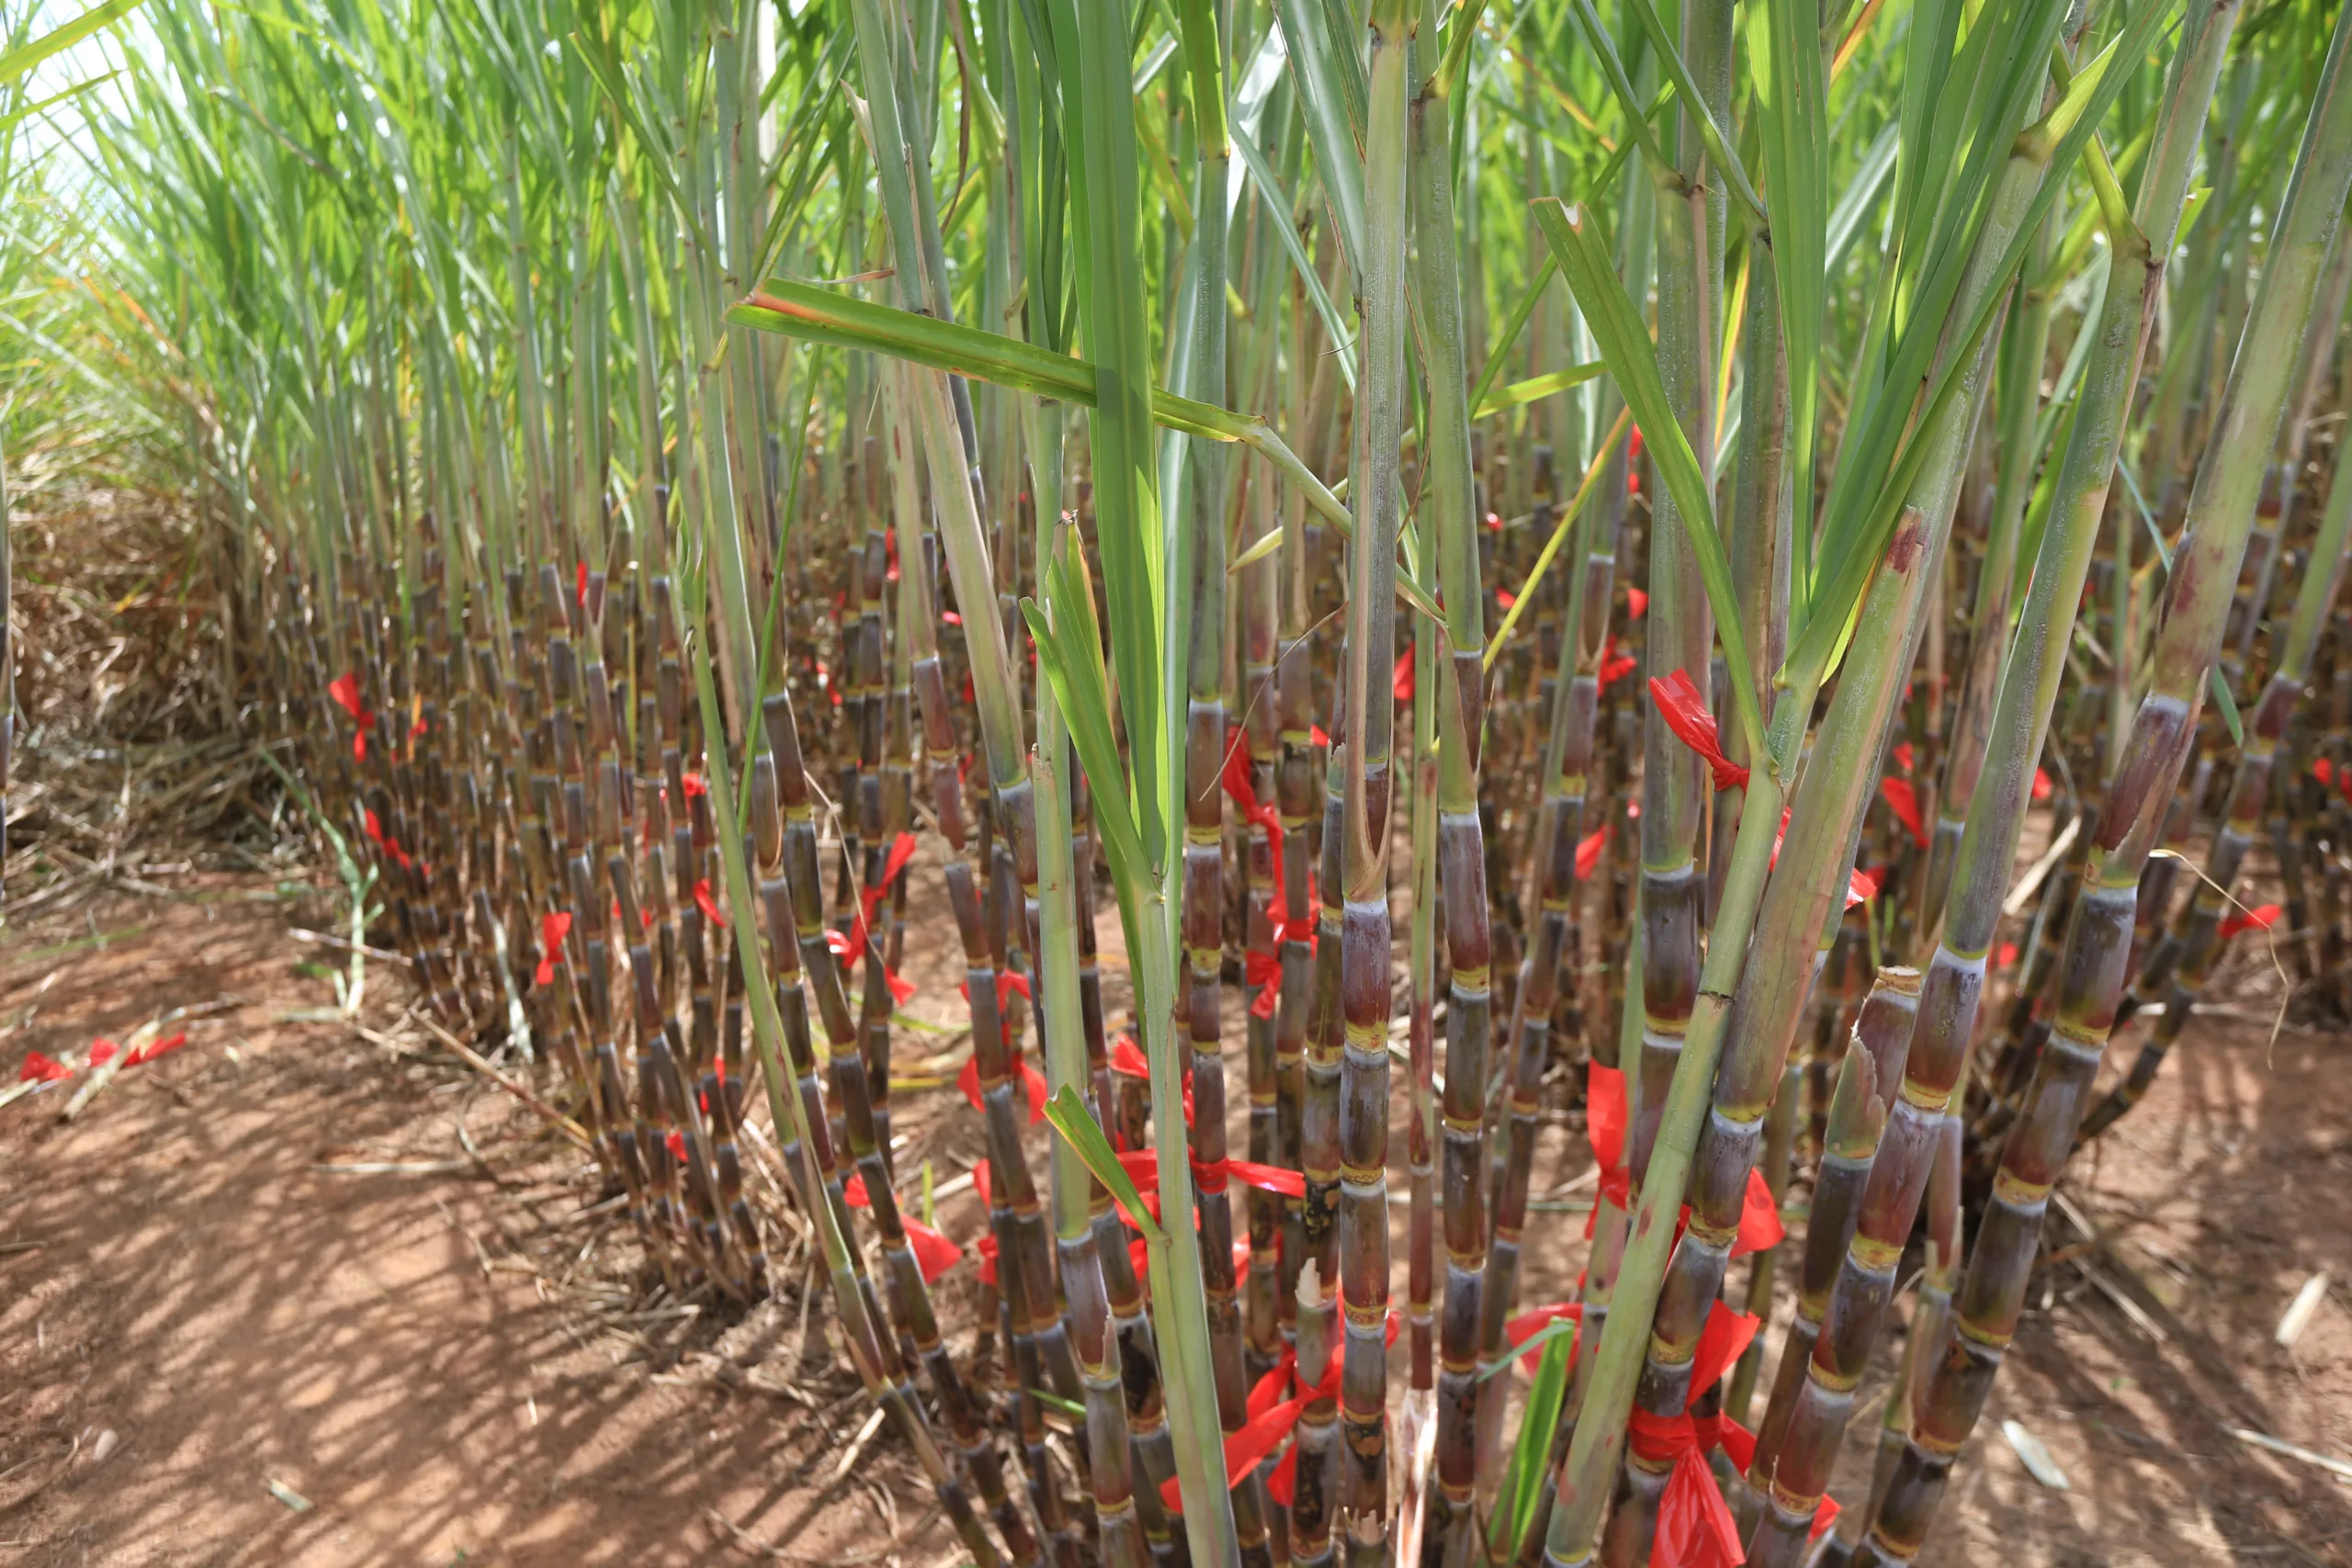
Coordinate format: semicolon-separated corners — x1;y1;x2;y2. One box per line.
1651;670;1748;792
1244;948;1283;1018
17;1051;69;1083
2032;767;2053;801
1847;865;1884;910
328;671;365;723
959;1055;1048;1125
681;772;709;799
117;1032;187;1068
2220;903;2283;941
1109;1035;1150;1078
693;878;729;928
1587;1063;1629;1213
1158;1313;1400;1511
1879;776;1928;848
329;672;373;761
1627;1303;1763;1568
1626;586;1648;620
1114;1147;1306;1201
825;931;916;1004
904;1217;962;1281
1393;648;1416;703
1892;740;1915;773
1599;637;1639;690
845;1172;965;1283
1223;739;1286;874
362;807;413;872
1575;826;1609;882
536;912;573;987
1583;1063;1781;1258
844;832;920;967
1497;588;1519;610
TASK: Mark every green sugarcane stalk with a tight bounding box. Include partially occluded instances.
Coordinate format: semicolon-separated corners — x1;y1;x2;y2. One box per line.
1860;9;2352;1557
1928;228;2056;926
1402;555;1442;1568
1748;6;2239;1552
1619;85;2048;1550
2235;231;2352;675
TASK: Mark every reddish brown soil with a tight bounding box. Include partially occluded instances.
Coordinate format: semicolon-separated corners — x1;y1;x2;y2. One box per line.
2;866;2347;1567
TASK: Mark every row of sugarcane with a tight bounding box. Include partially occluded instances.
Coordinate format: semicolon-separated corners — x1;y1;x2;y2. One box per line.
58;0;2352;1562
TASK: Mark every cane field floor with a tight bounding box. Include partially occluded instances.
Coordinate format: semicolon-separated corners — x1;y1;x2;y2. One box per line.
1;849;2349;1568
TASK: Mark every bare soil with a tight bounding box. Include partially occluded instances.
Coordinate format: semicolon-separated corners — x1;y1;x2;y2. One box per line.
2;864;2348;1567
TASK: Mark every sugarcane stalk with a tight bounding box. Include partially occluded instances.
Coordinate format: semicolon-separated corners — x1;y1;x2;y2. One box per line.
1928;225;2056;926
1860;12;2352;1555
1406;3;1498;1553
2078;345;2352;1144
1332;5;1410;1558
1742;966;1924;1563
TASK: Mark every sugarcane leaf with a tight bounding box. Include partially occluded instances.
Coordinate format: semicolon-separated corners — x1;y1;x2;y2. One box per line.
1228;522;1285;574
1750;0;1829;623
1562;0;1674;175
1792;0;2177;686
1313;0;1368;154
1395;569;1445;626
1487;407;1633;671
1172;0;1225;155
1826;119;1900;272
1533;196;1768;764
1466;254;1555;423
1269;0;1365;275
1497;1325;1575;1558
2210;666;2245;747
1230;116;1358;388
1616;0;1770;231
1023;593;1148;891
1433;0;1483;98
0;0;145;86
730;283;1351;530
1473;360;1606;422
1027;1385;1088;1418
1045;1086;1168;1247
1480;1316;1579;1380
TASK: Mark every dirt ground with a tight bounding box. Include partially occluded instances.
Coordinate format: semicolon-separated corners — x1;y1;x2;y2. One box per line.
2;859;2349;1568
